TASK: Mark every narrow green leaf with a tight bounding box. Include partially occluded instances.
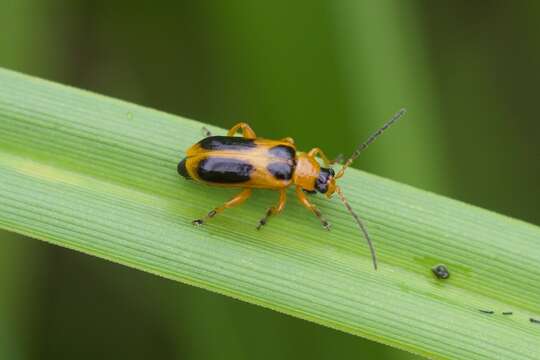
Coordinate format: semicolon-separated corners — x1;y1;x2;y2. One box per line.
0;68;538;360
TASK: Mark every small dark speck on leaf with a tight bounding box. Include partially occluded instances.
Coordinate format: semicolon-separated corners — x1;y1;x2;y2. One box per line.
479;309;494;314
431;264;450;279
502;312;513;315
531;318;540;324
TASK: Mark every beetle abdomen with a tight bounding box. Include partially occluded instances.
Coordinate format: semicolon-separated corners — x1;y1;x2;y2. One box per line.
197;157;254;183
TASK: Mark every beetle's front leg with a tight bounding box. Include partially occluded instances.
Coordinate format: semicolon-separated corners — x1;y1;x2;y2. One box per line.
256;189;287;230
295;186;331;230
308;148;343;165
307;148;333;167
193;188;252;226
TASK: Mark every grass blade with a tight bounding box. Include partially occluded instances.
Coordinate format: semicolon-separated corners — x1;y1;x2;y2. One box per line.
0;68;539;359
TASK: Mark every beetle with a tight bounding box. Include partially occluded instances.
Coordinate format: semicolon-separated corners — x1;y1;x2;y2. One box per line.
178;109;406;270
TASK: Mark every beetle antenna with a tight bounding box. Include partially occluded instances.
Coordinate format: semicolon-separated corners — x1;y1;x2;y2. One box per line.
336;186;377;270
335;108;406;179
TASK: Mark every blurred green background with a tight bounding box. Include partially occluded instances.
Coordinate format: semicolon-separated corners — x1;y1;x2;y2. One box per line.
1;1;538;359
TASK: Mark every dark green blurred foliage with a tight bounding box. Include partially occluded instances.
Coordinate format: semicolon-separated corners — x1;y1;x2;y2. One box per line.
0;1;538;359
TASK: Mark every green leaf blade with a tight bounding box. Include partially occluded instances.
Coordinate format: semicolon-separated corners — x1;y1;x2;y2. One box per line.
0;68;539;360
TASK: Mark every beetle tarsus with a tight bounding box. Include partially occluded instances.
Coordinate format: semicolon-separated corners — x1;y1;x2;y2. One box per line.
201;126;212;137
193;209;217;226
322;220;331;231
256;208;273;230
312;207;331;230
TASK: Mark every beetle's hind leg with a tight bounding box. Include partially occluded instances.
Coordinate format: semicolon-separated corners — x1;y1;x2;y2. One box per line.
295;186;331;230
256;189;287;230
227;122;257;139
201;126;212;137
193;188;252;226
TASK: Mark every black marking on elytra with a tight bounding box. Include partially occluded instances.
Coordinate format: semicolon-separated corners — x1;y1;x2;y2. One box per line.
268;144;295;160
267;162;293;180
177;158;192;179
315;167;334;194
197;157;253;183
198;136;256;151
479;309;494;314
431;264;450;279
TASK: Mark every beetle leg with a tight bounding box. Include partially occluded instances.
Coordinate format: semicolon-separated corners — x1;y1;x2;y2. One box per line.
256;189;287;230
295;186;331;230
201;126;212;137
280;137;295;145
193;188;252;226
227;122;257;139
307;148;333;167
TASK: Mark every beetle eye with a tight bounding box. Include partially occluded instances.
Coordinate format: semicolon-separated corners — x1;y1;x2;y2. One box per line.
315;168;333;193
315;181;328;193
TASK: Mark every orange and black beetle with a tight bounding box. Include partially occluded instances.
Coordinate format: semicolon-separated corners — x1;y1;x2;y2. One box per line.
178;109;406;269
